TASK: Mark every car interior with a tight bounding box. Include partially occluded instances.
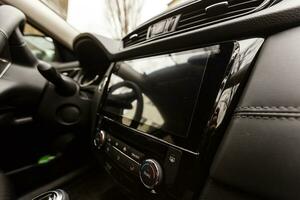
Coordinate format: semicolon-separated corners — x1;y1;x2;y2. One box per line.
0;0;300;199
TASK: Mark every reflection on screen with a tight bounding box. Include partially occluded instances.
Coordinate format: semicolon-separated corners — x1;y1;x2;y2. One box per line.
104;46;220;137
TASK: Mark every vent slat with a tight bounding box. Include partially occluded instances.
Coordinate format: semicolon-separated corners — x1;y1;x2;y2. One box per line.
228;0;262;4
230;0;262;6
124;37;147;46
177;7;256;30
176;0;268;31
180;9;206;19
123;29;148;47
229;0;263;9
177;7;255;30
179;12;206;24
123;0;274;48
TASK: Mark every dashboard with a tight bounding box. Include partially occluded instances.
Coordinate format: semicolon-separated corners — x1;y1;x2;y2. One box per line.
90;38;264;198
70;0;300;199
68;0;300;199
2;0;300;199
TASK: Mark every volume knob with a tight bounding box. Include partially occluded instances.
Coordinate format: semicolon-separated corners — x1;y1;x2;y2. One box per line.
139;159;163;189
94;130;106;149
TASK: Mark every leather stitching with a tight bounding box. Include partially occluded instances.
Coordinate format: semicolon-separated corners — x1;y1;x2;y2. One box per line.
234;115;300;120
237;106;300;109
236;106;300;112
234;107;300;119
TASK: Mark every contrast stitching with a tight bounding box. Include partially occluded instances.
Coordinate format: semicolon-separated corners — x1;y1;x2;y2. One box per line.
234;115;300;121
236;106;300;113
237;106;300;109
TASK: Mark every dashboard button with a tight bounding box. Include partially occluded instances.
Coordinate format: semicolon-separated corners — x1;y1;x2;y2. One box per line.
110;136;121;148
114;141;120;147
129;148;144;162
108;146;128;166
164;147;182;185
106;144;141;176
126;159;140;176
118;142;129;154
105;144;111;153
107;135;112;143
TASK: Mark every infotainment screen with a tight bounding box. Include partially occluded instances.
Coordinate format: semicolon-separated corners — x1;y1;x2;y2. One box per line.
103;46;220;137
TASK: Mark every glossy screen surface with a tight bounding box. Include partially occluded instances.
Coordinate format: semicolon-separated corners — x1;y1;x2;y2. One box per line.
103;46;220;137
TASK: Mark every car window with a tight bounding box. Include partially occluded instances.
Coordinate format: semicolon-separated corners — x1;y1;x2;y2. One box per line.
23;23;56;62
39;0;193;40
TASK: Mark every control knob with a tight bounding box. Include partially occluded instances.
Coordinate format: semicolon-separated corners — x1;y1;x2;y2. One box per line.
94;130;106;149
139;159;163;189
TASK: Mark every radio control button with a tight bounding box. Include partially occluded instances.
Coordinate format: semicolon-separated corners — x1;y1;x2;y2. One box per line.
114;141;119;147
116;140;126;152
127;160;140;176
107;135;112;143
107;146;124;164
110;136;122;149
129;148;144;162
105;145;111;153
121;145;128;153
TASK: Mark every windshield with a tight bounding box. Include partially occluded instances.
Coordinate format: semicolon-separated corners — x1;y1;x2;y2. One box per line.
40;0;192;40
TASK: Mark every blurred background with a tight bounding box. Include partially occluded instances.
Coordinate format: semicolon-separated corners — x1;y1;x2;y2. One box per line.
33;0;189;39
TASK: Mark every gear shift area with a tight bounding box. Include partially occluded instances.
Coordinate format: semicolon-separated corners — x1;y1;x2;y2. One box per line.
32;190;69;200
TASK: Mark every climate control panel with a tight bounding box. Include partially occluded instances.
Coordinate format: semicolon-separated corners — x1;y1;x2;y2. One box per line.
94;130;164;190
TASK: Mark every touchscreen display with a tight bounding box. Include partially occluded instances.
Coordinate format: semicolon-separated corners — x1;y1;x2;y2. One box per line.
103;46;220;137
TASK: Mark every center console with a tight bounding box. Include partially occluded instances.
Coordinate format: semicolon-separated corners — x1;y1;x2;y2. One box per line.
93;38;264;199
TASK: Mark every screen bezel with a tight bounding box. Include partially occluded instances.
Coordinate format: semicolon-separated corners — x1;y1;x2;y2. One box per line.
99;42;235;152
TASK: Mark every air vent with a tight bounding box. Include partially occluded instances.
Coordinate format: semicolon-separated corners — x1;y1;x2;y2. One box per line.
123;28;148;48
176;0;273;32
123;0;277;48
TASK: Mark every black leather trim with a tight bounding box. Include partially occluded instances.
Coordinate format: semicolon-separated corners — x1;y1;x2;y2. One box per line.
200;26;300;200
210;116;300;199
235;29;300;108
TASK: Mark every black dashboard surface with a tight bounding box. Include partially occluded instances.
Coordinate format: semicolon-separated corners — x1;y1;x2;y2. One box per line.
2;1;300;199
73;0;300;199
